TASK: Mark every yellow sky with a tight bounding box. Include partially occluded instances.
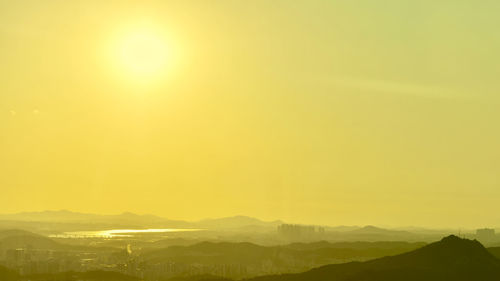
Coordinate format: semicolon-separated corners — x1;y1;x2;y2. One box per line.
1;0;499;228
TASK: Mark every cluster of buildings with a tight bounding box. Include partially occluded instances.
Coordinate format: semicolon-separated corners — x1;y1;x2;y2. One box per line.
476;228;497;244
2;248;104;275
277;224;326;241
0;247;260;281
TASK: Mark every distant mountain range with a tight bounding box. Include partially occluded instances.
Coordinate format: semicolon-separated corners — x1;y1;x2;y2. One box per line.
0;210;188;227
0;211;465;243
0;210;283;231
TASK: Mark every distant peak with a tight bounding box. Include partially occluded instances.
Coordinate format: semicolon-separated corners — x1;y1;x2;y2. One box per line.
362;225;380;230
350;225;386;233
415;235;492;262
441;235;462;242
439;235;481;245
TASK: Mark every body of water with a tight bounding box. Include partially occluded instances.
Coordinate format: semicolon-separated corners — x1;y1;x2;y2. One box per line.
49;228;203;238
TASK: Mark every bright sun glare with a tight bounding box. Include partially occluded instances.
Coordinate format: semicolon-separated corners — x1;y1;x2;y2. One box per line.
109;24;175;85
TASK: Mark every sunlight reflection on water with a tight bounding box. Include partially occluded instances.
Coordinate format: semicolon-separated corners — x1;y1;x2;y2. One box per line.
49;228;203;238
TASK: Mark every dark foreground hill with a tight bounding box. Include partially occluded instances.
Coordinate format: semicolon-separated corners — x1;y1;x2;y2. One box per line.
174;236;498;281
243;235;500;281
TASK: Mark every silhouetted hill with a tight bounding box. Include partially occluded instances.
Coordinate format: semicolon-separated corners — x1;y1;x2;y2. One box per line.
0;229;114;253
1;233;61;249
0;229;66;249
245;236;500;281
144;240;425;272
487;247;500;259
0;229;40;239
350;225;407;234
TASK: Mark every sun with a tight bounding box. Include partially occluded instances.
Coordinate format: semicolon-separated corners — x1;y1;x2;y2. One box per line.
119;29;169;77
108;24;176;85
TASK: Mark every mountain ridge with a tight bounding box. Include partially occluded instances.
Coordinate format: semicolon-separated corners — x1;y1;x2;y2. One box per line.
243;235;500;281
0;211;282;230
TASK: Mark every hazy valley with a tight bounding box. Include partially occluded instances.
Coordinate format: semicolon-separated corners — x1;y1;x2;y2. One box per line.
0;211;499;281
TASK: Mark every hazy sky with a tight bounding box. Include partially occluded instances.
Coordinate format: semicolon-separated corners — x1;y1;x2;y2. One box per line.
1;0;499;228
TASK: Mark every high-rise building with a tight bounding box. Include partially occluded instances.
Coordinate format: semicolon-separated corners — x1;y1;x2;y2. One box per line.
476;228;496;243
